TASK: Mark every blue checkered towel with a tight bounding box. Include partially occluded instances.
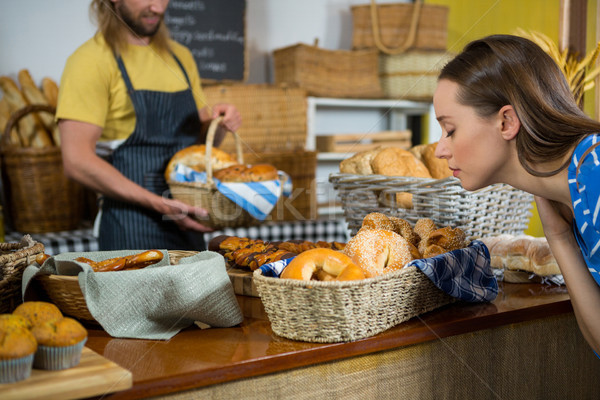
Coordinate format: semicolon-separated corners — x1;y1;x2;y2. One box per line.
408;240;497;302
261;240;497;303
172;164;292;220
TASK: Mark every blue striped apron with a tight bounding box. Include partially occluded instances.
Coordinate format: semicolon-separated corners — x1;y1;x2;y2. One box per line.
99;53;204;250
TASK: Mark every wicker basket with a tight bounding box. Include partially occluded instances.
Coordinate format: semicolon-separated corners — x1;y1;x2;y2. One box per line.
203;83;307;154
168;117;265;229
273;41;383;99
254;265;455;343
36;250;198;323
351;1;449;52
244;150;317;221
0;235;45;313
329;174;534;241
379;50;455;101
1;105;84;233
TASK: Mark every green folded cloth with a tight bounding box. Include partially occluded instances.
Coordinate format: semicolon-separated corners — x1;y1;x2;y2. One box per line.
22;250;243;340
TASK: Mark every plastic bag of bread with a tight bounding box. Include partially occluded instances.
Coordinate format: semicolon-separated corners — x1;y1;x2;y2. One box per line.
479;234;564;285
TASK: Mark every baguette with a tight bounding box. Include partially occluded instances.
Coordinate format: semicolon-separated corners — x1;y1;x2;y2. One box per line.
41;77;59;108
0;98;21;146
18;69;60;146
0;75;52;148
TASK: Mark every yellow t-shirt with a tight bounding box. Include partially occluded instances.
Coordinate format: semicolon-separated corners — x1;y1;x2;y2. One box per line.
56;34;208;141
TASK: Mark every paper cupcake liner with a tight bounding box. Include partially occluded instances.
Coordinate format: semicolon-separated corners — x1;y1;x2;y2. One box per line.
0;353;34;383
33;338;87;371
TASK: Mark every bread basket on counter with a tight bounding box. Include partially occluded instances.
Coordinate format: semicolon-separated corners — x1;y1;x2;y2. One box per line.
253;265;455;343
168;117;265;229
329;173;534;241
36;250;198;323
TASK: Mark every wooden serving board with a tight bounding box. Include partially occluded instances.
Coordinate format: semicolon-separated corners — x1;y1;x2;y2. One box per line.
0;347;132;400
227;267;259;297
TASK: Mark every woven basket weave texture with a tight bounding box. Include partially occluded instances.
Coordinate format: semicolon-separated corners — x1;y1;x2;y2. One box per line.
351;2;449;51
273;43;383;99
329;174;534;241
254;266;455;343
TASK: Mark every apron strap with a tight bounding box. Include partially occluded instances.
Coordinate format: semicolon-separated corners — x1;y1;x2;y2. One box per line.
115;51;192;94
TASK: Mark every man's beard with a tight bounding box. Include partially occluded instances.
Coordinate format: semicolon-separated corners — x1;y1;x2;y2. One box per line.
117;2;162;38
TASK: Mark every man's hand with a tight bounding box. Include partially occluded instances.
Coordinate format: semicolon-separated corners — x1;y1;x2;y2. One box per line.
211;103;241;133
159;197;214;232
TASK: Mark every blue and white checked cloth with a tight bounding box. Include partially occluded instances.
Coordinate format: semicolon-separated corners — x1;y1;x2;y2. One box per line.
172;164;292;221
260;240;497;303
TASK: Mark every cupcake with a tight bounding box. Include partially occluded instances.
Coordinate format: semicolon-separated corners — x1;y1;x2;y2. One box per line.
0;314;32;331
0;322;37;383
12;301;63;326
30;317;88;370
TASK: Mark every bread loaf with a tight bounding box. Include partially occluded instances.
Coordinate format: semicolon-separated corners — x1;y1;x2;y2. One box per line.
41;77;59;108
213;163;278;182
0;98;20;146
164;144;238;182
339;147;382;174
18;69;60;146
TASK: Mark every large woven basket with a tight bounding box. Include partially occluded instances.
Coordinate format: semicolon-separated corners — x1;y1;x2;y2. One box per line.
329;174;534;241
244;150;317;221
0;235;45;313
1;105;83;233
36;250;198;323
351;1;449;52
273;41;383;99
203;84;307;154
168;117;263;229
254;265;455;343
379;50;455;101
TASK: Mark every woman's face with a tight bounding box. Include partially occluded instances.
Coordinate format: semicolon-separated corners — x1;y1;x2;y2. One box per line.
433;79;511;191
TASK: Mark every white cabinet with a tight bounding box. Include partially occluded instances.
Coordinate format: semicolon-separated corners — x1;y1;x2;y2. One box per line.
305;97;433;217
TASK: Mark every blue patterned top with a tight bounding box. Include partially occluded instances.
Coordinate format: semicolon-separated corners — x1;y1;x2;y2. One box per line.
568;134;600;287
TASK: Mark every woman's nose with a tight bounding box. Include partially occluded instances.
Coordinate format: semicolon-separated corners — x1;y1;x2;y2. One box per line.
435;138;450;159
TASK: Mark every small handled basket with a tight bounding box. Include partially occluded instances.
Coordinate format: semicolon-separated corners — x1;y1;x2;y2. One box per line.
168;117;261;229
0;235;45;313
1;104;83;233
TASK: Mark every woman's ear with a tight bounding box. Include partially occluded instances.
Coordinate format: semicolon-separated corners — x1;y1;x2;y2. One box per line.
498;105;520;140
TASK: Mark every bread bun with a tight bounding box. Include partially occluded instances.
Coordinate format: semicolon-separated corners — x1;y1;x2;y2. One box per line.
213;163;278;182
339;147;383;174
344;229;415;277
426;226;467;251
164;144;237;182
371;147;432;178
421;142;452;179
361;212;395;231
280;248;365;281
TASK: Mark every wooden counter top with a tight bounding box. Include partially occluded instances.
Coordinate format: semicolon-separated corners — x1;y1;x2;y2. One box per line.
84;282;572;399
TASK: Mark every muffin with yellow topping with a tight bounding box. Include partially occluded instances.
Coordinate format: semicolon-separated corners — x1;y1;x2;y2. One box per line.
0;316;37;383
30;317;88;370
12;301;63;326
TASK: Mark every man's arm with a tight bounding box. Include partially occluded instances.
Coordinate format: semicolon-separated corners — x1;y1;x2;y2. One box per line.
59;119;213;232
198;103;242;147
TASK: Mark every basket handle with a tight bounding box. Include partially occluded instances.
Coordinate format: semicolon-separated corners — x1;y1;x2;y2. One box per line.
204;116;244;185
2;104;56;148
369;0;422;55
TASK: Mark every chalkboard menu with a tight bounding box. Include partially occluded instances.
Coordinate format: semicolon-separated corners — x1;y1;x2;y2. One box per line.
165;0;247;82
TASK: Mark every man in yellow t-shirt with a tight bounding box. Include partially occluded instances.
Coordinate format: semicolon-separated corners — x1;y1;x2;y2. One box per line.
56;0;241;250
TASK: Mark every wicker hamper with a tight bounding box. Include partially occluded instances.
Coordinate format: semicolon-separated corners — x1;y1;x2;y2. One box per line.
273;42;383;99
329;174;534;241
351;1;449;52
1;105;83;233
244;150;317;221
203;83;307;154
379;50;455;101
0;235;44;313
254;265;455;343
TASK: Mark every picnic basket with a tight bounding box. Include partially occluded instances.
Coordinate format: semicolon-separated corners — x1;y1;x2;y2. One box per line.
36;250;198;323
0;104;83;233
0;235;45;313
329;174;534;241
253;264;455;343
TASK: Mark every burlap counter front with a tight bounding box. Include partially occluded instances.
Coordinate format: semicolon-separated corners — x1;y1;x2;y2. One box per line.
149;314;598;400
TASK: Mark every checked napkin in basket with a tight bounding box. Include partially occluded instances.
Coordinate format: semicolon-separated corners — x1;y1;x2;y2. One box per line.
260;240;497;303
172;164;292;220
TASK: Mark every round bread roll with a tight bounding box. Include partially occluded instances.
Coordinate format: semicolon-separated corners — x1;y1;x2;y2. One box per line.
421;142;452;179
339;147;383;175
280;248;365;281
164;144;237;182
388;216;420;246
371;147;432;178
344;229;415;278
213;163;278;182
361;212;395;231
427;226;467;251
